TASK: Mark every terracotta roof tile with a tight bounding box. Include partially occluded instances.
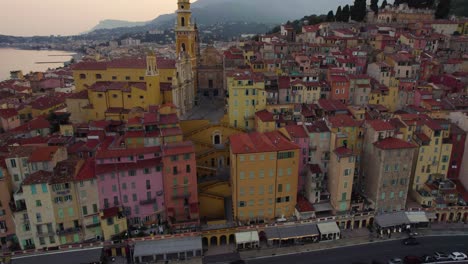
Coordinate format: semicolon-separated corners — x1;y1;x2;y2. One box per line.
374;137;417;150
23;170;52;185
0;108;18;119
284;125;308;138
255;110;274;122
28;146;60;162
230;131;299;154
367;120;395;131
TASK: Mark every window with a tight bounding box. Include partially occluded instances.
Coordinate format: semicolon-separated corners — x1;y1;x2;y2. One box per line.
10;159;16;168
93;204;98;213
129;170;136;176
125;76;130;81
259;170;264;178
132;194;137;202
278;184;283;193
146;180;151;190
80;74;86;79
381;192;386;200
112;76;117;80
344;169;351;176
341;192;347;201
399;191;404;198
122;183;127;190
143;168;150;174
68;207;74;217
36;200;42;207
31;185;37;195
240;172;245;179
249;187;254;195
278;152;294;159
384;165;390;172
82;206;88;215
123;195;128;203
394;164;399;172
36;213;42;222
286;184;291;192
344;182;348;189
186;165;191;173
249;171;255;179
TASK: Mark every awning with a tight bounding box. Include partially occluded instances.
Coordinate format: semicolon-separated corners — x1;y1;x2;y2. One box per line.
405;211;429;223
375;212;410;228
264;224;319;240
133;236;202;258
235;231;259;245
425;212;437;220
317;221;340;235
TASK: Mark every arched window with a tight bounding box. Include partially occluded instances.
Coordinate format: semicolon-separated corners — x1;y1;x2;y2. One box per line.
181;17;185;27
181;43;186;52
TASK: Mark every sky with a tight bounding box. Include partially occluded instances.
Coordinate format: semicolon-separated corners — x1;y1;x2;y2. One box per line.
0;0;199;36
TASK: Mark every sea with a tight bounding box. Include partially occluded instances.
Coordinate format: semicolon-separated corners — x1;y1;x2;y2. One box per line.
0;48;75;81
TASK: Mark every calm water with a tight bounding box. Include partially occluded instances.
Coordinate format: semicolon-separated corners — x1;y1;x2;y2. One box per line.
0;48;75;81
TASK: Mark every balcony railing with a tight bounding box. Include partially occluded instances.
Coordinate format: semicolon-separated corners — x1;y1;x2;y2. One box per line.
139;198;157;205
56;227;82;236
37;231;55;237
85;222;101;229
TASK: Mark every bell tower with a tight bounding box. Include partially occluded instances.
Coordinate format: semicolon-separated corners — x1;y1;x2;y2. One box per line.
175;0;198;92
176;0;197;62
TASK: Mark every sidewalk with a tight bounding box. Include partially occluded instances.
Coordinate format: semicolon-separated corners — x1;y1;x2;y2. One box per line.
239;227;468;260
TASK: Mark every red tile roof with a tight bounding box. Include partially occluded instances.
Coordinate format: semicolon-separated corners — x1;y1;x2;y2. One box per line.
23;170;52;185
296;195;314;212
318;99;348;112
278;76;290;89
255;110;274;122
230;131;299;154
28;146;60;162
0;108;18;119
72;57;176;71
96;146;162;159
30;96;64;110
367;120;395;131
328;115;361;128
373;137;417;150
284;125;308;138
67;90;89;100
162;141;195;156
305;120;330;133
96;157;162;175
101;207;120;219
75;158;96;181
333;147;354;157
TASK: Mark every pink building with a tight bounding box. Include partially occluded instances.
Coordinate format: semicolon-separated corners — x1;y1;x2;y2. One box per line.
0;159;15;247
95;145;165;226
0;109;20;132
162;142;199;230
282;125;310;192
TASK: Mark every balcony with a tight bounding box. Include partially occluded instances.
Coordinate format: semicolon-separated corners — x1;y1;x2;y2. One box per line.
37;231;55;237
56;227;82;236
172;193;191;199
139;198;157;205
85;222;101;229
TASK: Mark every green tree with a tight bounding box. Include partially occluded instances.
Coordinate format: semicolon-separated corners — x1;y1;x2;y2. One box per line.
435;0;451;19
326;10;335;22
351;0;367;21
342;5;351;22
381;0;388;8
371;0;379;13
336;6;343;22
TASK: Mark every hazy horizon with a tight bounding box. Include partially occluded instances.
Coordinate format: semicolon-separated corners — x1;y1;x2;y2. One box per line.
0;0;200;37
0;0;358;37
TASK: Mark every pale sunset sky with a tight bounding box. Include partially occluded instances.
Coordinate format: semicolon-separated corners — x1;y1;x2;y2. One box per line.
0;0;198;36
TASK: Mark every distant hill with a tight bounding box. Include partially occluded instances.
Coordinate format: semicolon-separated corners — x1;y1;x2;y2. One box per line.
90;20;148;31
86;0;351;32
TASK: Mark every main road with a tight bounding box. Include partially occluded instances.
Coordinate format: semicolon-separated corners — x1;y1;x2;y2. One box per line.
246;235;468;264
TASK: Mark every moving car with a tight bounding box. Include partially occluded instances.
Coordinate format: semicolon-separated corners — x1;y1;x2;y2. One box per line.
420;255;435;263
402;237;419;245
433;252;450;261
388;258;403;264
449;252;467;261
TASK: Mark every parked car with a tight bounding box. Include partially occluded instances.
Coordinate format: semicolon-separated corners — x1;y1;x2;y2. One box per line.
402;237;419;245
403;256;422;264
420;255;435;263
388;258;403;264
449;252;467;261
433;252;450;261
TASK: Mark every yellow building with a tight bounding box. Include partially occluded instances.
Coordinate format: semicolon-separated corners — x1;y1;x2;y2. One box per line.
227;71;266;130
328;147;356;213
100;207;127;241
254;110;276;133
409;119;453;192
71;49;197;120
230;131;299;223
